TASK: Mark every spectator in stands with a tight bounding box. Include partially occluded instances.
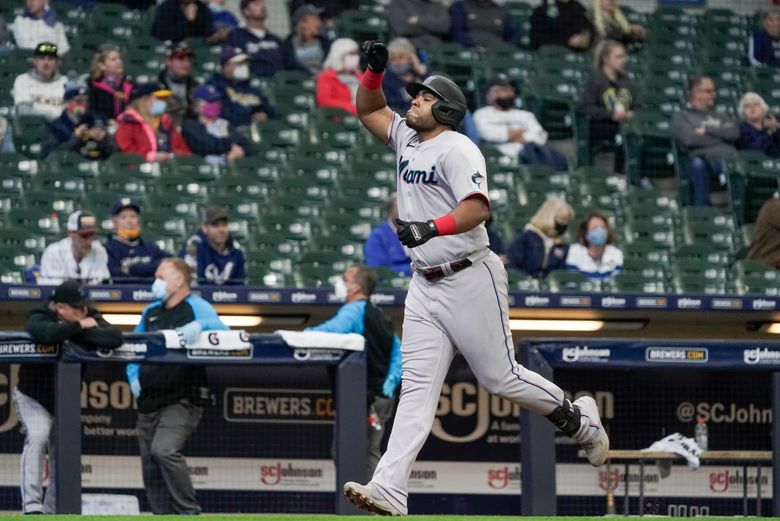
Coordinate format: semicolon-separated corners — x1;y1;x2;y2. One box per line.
287;0;356;29
578;39;638;174
507;198;574;278
182;84;253;164
748;9;780;68
474;75;567;170
180;206;246;285
126;258;228;515
747;197;780;269
0;15;14;57
38;210;111;285
88;44;134;121
19;281;122;515
382;38;427;114
225;0;286;78
158;41;199;121
11;0;69;54
152;0;227;44
565;212;622;280
738;92;780;158
210;46;275;127
207;0;239;31
105;198;170;283
13;42;67;121
388;0;450;52
283;4;330;76
591;0;645;51
449;0;518;50
0;116;13;153
305;264;401;479
41;80;115;159
529;0;592;51
671;75;739;206
115;82;192;162
364;195;411;276
316;38;361;115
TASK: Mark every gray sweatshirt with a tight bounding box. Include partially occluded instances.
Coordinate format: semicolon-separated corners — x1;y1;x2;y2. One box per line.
671;106;739;161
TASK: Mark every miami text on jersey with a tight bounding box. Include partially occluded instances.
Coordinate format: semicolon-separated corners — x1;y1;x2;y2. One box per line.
399;156;438;185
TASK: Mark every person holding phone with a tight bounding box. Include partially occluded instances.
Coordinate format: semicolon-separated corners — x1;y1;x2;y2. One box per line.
738;91;780;157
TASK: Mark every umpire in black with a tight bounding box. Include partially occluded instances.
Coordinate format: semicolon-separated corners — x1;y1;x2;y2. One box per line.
18;281;122;514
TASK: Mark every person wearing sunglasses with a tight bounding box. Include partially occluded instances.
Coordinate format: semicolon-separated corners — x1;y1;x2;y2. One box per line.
38;210;111;285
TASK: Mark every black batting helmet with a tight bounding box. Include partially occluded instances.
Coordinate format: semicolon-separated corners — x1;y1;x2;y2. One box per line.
406;75;467;129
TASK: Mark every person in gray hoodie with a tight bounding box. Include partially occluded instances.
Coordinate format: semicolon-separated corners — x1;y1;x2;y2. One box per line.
671;75;739;206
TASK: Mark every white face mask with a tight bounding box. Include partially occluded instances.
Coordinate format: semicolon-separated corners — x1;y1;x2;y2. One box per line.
151;278;170;301
342;53;359;72
333;278;348;302
233;63;250;81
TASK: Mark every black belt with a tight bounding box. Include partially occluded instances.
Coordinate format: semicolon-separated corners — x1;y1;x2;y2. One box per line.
417;258;473;282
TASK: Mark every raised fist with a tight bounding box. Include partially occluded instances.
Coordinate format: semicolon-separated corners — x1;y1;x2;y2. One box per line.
361;40;388;73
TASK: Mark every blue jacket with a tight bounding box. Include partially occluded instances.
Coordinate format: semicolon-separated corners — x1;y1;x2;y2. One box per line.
739;121;780;158
104;234;171;282
748;29;780;68
179;229;246;285
41;111;114;159
151;0;215;42
382;70;412;114
181;117;254;157
306;300;402;397
209;73;276;127
449;0;519;48
364;221;412;276
224;27;287;78
507;228;568;278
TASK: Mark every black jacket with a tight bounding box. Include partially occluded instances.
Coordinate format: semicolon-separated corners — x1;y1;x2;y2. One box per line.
529;0;592;50
151;0;215;42
22;304;123;413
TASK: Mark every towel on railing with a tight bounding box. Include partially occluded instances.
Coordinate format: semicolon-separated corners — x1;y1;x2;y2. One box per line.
642;432;702;477
160;329;252;350
275;330;365;351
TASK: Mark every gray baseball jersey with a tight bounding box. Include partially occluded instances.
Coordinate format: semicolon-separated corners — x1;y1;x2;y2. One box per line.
387;113;490;268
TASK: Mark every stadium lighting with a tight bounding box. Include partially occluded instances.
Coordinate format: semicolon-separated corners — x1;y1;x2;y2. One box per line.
103;314;263;327
509;319;605;331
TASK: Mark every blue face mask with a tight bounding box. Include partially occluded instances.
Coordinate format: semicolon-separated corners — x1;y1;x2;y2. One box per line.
586;227;608;247
149;99;167;116
151;278;170;301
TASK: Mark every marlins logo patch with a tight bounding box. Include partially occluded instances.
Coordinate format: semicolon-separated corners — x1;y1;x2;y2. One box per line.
471;172;484;189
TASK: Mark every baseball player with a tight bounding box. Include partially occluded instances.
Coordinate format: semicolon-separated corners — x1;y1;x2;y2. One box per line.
343;41;609;516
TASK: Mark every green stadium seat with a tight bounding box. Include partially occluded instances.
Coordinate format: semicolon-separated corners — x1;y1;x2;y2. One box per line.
544;270;601;293
327;196;384;223
149;173;211;203
260;212;316;241
337;9;388;43
622;220;675;250
4;208;61;238
673;258;727;282
621;112;675;185
310;235;363;261
674;244;731;267
229;153;284;177
214;173;274;200
353;142;396;166
42;151;101;178
94;172;148;197
13;116;48;158
250;120;302;148
338;177;392;204
672;274;728;295
0;228;46;255
294;265;341;289
28;171;85;196
141;211;189;241
610;272;668;294
681;221;736;252
145;193;199;222
621;257;667;282
103;153;159;178
160;156;218;181
321;213;373;242
22;189;79;219
506;268;541;292
250;231;304;261
207;193;261;222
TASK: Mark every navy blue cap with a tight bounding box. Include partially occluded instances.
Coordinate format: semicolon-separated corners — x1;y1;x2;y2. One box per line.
111;197;141;216
192;84;221;102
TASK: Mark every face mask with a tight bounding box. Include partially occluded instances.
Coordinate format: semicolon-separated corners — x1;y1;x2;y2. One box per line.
233;64;250;81
201;101;221;118
149;99;167;116
151;278;170;301
116;227;141;240
586;227;608;247
554;222;568;236
67;101;87;120
343;54;359;72
209;3;223;12
333;278;348;302
389;62;411;76
495;97;516;110
103;73;123;86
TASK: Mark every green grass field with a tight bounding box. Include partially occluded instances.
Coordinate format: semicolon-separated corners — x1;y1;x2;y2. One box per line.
0;514;723;521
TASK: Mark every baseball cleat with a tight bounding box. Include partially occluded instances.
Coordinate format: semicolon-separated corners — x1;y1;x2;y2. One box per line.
574;396;609;467
343;481;403;516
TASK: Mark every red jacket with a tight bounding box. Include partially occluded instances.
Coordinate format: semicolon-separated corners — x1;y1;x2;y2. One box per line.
115;108;191;161
316;69;361;115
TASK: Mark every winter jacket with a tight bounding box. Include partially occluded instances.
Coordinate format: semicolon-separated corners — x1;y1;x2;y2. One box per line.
89;77;133;121
748;29;780;68
364;220;412;276
181;117;253;162
507;225;568;278
316;69;360;115
151;0;215;42
209;73;275;127
22;304;122;413
529;0;592;50
115;108;191;161
104;234;171;282
41;110;115;159
739;121;780;157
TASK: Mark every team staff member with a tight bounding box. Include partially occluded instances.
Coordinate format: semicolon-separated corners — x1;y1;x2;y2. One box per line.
18;281;122;514
305;265;402;479
343;41;609;516
104;198;170;283
126;258;228;515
